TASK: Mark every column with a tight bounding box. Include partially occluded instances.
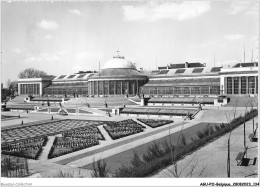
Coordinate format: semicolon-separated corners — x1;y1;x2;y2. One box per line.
121;81;123;95
97;81;99;96
108;81;110;95
208;86;211;95
189;87;191;95
114;81;116;95
238;77;241;95
127;81;129;95
231;77;234;94
246;76;249;94
133;82;135;95
255;76;257;94
136;80;139;95
102;81;105;95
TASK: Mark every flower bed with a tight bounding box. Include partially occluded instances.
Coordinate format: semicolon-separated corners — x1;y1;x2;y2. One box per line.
48;125;103;159
48;137;99;159
1;136;47;160
137;119;173;128
62;125;105;140
104;119;145;140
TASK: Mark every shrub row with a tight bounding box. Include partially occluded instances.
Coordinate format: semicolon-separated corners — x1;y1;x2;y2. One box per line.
1;155;29;177
114;109;258;177
137;119;173;128
2;147;43;160
104;126;143;140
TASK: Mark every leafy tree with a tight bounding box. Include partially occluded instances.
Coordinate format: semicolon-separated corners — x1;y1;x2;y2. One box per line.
18;68;47;79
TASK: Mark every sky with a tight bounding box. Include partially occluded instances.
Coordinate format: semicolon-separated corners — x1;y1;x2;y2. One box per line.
1;0;259;85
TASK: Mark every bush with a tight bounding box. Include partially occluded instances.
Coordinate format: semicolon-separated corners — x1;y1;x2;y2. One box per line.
1;155;29;177
91;159;110;177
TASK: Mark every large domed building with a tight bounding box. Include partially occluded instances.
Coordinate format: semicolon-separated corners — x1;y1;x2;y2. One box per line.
88;55;148;95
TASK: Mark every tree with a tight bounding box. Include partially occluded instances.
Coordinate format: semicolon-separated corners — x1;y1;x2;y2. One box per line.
18;68;47;79
6;79;17;90
224;99;238;178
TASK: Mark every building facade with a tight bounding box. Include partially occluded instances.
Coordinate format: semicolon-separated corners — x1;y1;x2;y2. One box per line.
87;56;148;96
17;58;258;97
220;63;258;95
17;76;54;96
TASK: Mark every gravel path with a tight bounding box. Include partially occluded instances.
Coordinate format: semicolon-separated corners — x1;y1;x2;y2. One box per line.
38;136;56;161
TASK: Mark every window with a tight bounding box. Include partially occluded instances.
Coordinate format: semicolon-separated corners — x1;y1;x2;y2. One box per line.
67;75;76;79
116;81;121;94
104;81;109;95
77;74;86;78
192;68;204;73
233;77;239;94
158;70;169;74
109;81;115;95
201;86;209;94
227;77;232;94
241;77;247;94
248;76;255;94
211;67;221;72
175;69;186;74
58;75;66;79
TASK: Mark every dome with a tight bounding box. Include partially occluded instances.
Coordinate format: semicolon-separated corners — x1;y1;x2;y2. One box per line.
102;56;136;69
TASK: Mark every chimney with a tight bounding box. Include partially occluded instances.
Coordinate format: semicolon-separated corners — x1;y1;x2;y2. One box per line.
185;62;189;68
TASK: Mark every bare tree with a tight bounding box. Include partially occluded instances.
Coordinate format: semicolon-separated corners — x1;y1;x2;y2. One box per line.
248;97;257;133
224;98;238;178
165;119;206;178
18;68;47;79
165;154;207;177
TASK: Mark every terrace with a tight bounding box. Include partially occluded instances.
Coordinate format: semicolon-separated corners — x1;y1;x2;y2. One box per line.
120;107;199;117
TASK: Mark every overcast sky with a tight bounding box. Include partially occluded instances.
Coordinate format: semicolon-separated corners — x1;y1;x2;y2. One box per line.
1;1;259;84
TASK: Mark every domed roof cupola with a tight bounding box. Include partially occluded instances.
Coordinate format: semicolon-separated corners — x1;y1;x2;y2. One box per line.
102;52;136;70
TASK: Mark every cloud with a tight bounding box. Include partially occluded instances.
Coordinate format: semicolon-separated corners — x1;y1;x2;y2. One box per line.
37;19;59;30
44;34;52;39
13;48;22;54
225;34;244;41
227;1;258;15
122;1;211;21
69;9;82;16
76;52;103;59
25;53;61;62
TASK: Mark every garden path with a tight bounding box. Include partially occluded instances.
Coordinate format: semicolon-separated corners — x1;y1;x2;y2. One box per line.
132;118;153;129
97;125;113;142
38;136;56;161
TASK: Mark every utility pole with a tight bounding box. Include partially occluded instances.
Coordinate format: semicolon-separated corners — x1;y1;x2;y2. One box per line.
251;50;254;62
244;44;246;63
98;61;100;77
156;56;157;70
214;52;216;67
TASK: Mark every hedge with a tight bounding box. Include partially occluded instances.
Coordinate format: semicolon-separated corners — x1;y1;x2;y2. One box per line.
115;109;258;177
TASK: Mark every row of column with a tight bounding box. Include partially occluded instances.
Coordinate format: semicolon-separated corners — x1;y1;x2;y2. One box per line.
141;86;220;95
224;76;258;94
88;80;141;96
19;83;41;95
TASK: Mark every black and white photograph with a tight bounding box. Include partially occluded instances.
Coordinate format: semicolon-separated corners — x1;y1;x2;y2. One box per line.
0;0;259;186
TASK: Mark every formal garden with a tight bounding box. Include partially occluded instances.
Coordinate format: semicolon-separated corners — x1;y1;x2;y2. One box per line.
48;125;104;158
137;118;174;128
103;119;145;140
